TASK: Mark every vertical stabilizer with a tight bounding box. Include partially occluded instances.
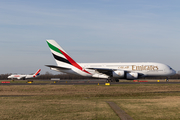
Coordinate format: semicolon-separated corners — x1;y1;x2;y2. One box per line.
46;40;74;68
33;69;41;77
46;40;91;74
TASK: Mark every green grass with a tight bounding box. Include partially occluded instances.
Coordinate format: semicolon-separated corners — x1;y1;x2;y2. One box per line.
0;95;119;120
0;84;180;120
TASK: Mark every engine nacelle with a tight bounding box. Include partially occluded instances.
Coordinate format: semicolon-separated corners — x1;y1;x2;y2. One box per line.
112;70;125;78
126;72;138;80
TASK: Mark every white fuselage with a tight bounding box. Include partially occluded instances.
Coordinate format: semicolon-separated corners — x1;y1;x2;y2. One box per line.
8;74;38;79
8;74;27;79
81;62;175;76
52;62;176;79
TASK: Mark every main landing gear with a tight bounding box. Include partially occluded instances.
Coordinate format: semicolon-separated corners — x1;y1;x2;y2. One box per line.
106;78;111;83
106;78;119;82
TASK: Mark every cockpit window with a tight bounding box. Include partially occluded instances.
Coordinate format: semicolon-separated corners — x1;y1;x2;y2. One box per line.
167;65;172;70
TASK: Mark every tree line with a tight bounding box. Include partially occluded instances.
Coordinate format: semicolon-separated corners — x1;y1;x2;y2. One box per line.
0;72;93;80
0;72;180;80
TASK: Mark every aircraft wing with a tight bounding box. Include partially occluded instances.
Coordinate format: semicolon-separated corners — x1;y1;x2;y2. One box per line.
87;68;116;72
87;67;144;77
16;75;26;80
17;76;25;80
87;68;117;76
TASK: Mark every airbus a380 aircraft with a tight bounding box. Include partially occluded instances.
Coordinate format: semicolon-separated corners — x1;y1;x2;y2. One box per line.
8;69;41;80
46;40;176;82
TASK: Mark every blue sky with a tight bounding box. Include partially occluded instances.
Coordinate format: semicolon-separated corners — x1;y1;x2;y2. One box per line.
1;0;180;74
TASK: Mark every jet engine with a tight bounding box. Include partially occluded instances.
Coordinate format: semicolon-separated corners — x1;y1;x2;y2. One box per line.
126;72;138;80
112;70;125;78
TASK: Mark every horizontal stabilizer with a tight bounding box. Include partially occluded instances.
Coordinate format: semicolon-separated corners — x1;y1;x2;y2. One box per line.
45;65;71;70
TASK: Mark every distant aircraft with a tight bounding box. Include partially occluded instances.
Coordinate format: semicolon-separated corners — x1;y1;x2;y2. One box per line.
46;40;176;82
8;69;41;80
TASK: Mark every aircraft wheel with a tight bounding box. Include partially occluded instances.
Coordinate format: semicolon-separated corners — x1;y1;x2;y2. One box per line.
115;79;119;82
106;78;111;83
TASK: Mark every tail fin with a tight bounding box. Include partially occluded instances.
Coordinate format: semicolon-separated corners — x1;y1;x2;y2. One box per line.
46;40;91;74
33;69;41;77
47;40;79;68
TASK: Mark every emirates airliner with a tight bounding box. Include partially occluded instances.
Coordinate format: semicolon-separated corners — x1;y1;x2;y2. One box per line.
46;40;176;82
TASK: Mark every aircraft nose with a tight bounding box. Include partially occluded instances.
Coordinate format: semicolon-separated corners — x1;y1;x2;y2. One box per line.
172;69;176;75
